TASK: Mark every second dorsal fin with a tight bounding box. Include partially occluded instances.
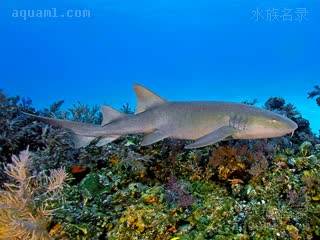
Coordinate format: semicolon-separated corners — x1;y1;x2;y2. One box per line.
101;105;127;126
133;84;167;114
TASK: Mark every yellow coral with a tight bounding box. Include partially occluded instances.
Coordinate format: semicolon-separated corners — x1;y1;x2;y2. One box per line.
209;145;251;180
135;217;145;232
286;225;299;240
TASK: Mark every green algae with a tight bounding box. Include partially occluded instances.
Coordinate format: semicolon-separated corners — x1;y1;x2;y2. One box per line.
299;141;313;157
80;173;112;196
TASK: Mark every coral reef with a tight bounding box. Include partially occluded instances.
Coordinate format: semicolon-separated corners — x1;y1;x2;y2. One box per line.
1;90;320;239
0;92;38;165
264;97;319;145
45;140;320;240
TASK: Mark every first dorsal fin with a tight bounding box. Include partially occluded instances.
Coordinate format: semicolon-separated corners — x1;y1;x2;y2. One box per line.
133;84;167;114
101;105;127;126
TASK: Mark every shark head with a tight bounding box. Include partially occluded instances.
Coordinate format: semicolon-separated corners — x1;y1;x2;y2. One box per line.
235;109;298;139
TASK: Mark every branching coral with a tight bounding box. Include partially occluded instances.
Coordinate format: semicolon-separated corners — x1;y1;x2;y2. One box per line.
40;100;68;119
120;102;134;114
307;85;320;106
0;148;69;239
68;101;101;124
116;150;152;171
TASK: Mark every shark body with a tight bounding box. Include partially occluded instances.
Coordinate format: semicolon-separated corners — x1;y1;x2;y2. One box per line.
24;84;298;149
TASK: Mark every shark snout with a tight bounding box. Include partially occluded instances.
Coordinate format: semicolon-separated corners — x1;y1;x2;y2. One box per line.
286;119;298;136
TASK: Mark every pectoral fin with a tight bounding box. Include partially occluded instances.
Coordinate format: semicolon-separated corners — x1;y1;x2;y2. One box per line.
185;126;238;149
141;130;168;146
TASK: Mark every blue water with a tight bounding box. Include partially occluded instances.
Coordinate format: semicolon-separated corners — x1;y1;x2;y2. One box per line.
1;1;319;133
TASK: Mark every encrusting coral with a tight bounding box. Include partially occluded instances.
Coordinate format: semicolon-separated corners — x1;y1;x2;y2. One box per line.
0;148;69;240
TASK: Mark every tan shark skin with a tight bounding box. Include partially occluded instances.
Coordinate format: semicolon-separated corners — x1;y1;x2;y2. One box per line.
23;84;298;149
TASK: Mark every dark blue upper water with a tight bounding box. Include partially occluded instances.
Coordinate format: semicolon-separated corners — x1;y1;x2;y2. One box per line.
1;0;319;133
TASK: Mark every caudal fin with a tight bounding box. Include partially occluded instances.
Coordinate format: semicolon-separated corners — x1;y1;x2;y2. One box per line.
21;112;102;135
22;111;123;148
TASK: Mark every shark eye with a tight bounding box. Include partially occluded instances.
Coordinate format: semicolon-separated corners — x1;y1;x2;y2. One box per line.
270;119;279;125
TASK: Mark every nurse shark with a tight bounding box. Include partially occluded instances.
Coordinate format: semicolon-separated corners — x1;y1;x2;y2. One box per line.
23;84;298;149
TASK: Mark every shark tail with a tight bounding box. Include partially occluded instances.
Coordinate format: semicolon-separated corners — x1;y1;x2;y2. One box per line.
22;106;129;148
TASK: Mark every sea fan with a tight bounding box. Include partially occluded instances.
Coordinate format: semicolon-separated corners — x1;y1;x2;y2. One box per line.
0;148;69;240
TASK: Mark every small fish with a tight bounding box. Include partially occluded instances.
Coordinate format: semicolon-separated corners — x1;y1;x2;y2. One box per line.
23;84;298;149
